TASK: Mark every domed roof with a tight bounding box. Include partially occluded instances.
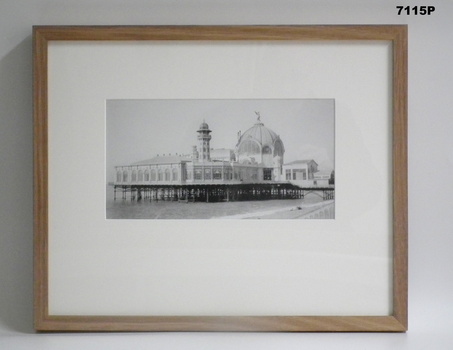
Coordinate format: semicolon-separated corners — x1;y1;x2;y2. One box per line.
236;115;285;166
198;121;210;131
237;120;280;147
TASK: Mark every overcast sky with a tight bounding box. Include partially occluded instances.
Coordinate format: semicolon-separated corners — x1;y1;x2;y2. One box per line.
106;99;334;182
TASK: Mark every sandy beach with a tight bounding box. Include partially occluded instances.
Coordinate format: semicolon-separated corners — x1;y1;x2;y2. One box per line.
215;200;334;219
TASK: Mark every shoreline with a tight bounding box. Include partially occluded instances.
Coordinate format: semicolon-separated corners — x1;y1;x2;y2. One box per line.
213;200;334;219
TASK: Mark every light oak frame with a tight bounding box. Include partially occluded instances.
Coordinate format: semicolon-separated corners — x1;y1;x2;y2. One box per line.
34;25;408;332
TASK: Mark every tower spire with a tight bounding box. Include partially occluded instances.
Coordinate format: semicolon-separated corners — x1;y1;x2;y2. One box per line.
196;121;212;162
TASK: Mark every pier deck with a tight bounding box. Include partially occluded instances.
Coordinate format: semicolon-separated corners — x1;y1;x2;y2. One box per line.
113;182;334;202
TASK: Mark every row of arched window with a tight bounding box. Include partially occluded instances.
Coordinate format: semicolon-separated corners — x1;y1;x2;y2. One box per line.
116;166;259;183
237;140;284;157
190;167;234;181
116;168;179;183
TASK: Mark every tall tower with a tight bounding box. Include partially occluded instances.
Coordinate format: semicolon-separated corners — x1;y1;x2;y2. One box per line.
197;120;212;162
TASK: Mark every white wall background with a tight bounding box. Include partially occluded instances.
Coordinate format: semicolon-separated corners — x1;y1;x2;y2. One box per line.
0;0;452;349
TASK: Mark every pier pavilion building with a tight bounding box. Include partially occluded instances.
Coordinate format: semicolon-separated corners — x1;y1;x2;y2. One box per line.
113;116;333;202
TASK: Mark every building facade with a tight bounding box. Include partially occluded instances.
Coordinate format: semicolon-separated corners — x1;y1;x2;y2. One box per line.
114;116;331;189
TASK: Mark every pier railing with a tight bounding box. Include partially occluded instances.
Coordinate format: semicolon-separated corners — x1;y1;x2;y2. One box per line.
295;201;335;219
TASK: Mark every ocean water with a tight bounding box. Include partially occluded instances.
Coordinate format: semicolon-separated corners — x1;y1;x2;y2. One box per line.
106;190;325;219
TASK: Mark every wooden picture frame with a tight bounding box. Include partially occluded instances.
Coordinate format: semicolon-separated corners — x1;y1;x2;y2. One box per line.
34;25;407;332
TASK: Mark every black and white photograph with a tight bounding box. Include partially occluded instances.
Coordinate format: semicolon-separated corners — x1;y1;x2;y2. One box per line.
106;99;335;219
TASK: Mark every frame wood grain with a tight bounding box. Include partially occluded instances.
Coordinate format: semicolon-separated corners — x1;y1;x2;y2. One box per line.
34;25;407;332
